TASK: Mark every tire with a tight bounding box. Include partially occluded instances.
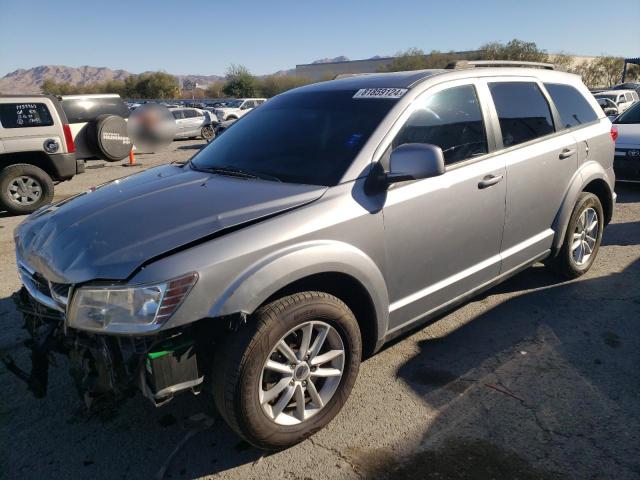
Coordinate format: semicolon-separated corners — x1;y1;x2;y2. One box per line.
226;116;237;121
547;192;604;279
212;292;362;450
201;125;214;140
87;114;131;162
0;164;54;215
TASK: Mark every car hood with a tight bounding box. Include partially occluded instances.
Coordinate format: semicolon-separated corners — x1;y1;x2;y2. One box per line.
615;123;640;147
15;164;327;284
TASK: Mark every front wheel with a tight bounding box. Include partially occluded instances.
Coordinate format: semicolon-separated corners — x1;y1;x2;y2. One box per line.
212;292;361;450
201;125;214;140
0;164;54;215
546;192;604;278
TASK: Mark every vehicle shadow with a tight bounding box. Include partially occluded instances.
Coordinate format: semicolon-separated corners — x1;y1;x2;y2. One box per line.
615;182;640;203
364;257;640;479
176;143;207;151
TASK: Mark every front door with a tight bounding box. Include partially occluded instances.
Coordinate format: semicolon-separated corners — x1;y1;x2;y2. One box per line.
382;81;506;331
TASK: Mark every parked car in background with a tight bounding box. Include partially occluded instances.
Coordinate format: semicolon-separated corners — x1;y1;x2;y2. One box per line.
0;95;82;213
612;82;640;96
59;94;132;162
169;107;215;140
209;118;237;142
214;98;266;122
596;97;619;118
11;63;616;449
594;90;639;114
612;101;640;182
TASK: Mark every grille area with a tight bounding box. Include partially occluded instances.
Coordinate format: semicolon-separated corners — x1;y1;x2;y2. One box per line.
17;262;69;312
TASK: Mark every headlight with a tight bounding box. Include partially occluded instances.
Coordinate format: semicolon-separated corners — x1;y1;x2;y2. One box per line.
68;273;198;333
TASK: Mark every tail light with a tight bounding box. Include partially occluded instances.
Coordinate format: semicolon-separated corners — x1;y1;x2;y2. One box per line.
62;124;75;153
610;125;618;143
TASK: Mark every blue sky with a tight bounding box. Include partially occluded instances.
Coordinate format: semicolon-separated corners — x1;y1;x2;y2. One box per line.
1;0;639;77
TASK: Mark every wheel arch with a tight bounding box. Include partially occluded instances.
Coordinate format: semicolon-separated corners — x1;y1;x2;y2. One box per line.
208;241;389;357
551;162;614;253
0;152;57;179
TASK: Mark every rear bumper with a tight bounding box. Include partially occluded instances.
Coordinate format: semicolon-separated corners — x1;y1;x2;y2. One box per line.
48;152;79;180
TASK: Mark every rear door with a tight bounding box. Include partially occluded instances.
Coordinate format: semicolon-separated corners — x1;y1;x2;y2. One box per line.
485;79;577;272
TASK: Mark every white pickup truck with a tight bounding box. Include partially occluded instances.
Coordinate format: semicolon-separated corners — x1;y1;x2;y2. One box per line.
214;98;266;122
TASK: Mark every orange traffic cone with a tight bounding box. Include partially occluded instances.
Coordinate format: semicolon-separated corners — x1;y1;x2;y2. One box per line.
122;148;141;167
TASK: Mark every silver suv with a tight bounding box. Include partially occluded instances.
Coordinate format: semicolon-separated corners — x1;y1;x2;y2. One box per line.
11;62;615;450
0;95;82;214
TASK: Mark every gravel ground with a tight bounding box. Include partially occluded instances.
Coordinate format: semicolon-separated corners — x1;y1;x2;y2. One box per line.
0;141;638;480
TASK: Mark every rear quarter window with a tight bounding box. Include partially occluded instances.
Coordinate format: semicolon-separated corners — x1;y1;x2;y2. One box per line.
60;96;130;124
544;83;598;129
488;82;555;147
0;102;54;128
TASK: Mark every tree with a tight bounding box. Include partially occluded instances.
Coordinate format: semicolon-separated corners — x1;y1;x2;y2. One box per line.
592;56;625;87
383;48;463;72
124;72;179;99
222;64;257;97
205;81;225;98
478;39;549;62
258;75;313;97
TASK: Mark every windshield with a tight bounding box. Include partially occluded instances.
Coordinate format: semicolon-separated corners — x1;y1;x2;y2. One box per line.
614;101;640;124
190;90;397;185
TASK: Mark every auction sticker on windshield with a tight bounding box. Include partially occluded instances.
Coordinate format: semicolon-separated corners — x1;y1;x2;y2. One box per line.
353;88;407;99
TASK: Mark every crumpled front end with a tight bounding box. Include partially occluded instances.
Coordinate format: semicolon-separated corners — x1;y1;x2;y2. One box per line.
4;286;212;410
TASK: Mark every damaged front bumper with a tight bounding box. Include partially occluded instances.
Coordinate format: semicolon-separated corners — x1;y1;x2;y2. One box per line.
3;288;205;409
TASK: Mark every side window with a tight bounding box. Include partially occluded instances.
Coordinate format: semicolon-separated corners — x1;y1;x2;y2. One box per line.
392;84;488;166
544;83;598;128
183;109;197;118
488;82;554;147
0;102;54;128
625;93;633;102
171;110;183;120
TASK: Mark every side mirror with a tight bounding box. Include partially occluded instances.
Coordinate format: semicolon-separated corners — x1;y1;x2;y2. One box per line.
386;143;445;184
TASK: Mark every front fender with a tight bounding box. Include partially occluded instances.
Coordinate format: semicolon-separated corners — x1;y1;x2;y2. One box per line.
209;240;389;340
551;160;614;252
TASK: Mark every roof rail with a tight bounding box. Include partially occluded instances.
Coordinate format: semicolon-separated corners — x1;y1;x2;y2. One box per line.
446;60;555;70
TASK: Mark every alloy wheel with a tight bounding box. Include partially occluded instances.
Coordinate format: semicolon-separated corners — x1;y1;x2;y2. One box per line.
259;320;345;426
571;207;598;266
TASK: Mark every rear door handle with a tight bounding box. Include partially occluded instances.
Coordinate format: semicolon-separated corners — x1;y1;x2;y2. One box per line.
478;174;504;189
559;148;576;159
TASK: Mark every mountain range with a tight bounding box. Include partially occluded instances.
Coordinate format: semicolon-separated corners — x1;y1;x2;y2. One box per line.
0;56;362;94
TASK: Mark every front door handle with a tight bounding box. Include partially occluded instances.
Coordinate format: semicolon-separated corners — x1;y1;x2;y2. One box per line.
559;148;576;159
478;174;504;189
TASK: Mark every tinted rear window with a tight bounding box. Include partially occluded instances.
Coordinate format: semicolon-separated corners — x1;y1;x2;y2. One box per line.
0;102;54;128
489;82;554;147
60;96;129;123
544;83;598;128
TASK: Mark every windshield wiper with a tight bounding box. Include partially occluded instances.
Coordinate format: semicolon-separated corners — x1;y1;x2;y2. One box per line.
193;164;282;182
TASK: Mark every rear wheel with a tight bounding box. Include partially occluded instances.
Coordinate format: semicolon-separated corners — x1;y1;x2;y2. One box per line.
0;164;54;215
212;292;361;450
547;192;604;278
